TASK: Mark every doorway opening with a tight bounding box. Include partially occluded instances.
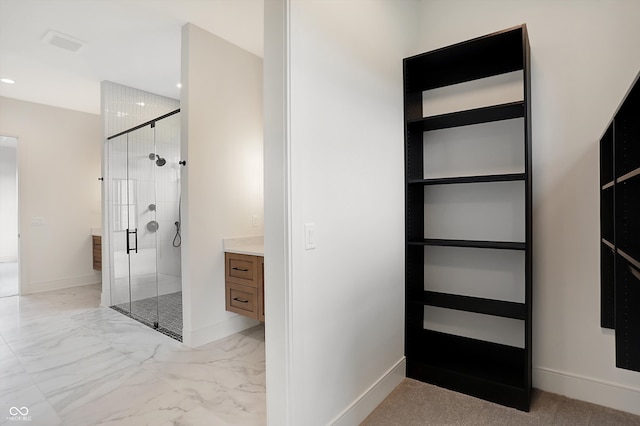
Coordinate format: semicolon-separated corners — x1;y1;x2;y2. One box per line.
0;136;19;297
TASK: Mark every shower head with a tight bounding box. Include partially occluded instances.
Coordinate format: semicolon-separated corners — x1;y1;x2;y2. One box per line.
149;153;166;167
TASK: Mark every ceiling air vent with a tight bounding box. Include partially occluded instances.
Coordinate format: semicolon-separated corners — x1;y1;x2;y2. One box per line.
42;30;86;53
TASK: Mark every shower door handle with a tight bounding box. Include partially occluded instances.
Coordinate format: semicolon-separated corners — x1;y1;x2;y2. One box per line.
133;228;138;253
126;228;138;254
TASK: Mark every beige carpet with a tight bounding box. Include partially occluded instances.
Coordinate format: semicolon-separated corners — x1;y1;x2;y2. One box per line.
362;378;640;425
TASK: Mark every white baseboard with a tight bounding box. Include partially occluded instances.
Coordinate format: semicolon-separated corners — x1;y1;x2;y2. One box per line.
183;314;260;348
27;273;101;294
534;366;640;416
330;357;406;426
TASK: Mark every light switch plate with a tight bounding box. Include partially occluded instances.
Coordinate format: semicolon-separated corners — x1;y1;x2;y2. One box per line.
304;223;316;250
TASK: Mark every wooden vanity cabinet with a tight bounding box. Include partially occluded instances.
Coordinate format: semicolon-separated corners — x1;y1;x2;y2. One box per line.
92;235;102;271
225;252;265;322
258;258;265;322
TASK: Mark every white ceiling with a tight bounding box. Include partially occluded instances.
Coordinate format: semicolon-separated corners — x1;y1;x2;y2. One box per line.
0;0;264;115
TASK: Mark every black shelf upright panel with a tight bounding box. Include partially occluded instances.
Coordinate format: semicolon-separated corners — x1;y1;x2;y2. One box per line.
600;123;615;329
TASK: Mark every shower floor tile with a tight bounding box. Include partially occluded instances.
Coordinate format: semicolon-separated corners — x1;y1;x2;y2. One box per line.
112;291;182;341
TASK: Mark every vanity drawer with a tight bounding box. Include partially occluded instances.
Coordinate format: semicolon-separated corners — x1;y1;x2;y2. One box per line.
258;258;265;322
92;235;102;271
226;282;258;319
225;253;258;287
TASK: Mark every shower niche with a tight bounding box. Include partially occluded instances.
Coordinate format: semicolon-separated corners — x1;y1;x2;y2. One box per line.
106;109;183;340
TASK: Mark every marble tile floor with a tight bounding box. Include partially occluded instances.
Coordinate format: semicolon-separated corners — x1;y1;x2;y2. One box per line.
0;284;265;426
0;262;18;298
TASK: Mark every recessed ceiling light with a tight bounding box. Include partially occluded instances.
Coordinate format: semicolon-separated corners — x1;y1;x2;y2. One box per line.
1;78;16;84
136;102;145;106
176;83;182;89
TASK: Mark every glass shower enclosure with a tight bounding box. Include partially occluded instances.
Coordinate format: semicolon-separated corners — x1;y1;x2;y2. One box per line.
106;109;182;339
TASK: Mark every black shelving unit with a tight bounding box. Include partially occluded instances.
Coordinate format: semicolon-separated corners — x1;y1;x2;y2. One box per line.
404;25;532;411
600;71;640;371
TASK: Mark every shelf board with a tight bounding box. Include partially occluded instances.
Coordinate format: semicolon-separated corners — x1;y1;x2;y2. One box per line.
409;173;525;186
406;329;529;410
602;181;615;190
602;238;615;251
410;238;526;250
407;358;530;411
403;25;525;93
418;291;526;320
630;265;640;281
618;248;640;271
616;166;640;184
408;101;524;132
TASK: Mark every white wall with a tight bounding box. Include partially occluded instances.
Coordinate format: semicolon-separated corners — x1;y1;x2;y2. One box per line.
264;1;417;424
416;0;640;415
181;23;264;347
0;141;18;262
0;96;101;293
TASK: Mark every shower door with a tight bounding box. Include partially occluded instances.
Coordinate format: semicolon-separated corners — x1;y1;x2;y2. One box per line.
127;125;160;327
108;126;160;328
107;109;182;339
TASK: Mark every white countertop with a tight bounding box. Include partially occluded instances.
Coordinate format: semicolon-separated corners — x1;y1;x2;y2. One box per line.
223;236;264;256
91;228;102;237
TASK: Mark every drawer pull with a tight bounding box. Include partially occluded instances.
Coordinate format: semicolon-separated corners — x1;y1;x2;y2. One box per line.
232;267;249;272
233;297;249;303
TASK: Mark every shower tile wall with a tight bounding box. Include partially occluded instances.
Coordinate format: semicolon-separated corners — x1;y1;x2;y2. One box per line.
102;82;181;302
101;81;180;139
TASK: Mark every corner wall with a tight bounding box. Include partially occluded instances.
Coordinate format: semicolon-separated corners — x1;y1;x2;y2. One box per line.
263;0;292;423
0;96;101;294
180;23;264;347
416;0;640;415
